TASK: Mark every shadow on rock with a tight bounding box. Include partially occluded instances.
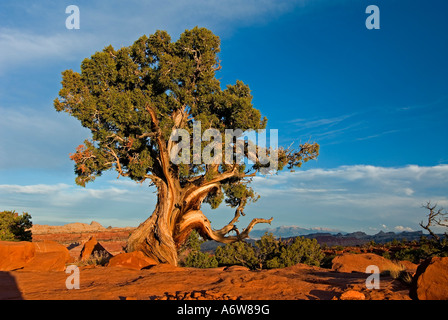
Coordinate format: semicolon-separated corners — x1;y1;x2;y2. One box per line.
0;271;23;300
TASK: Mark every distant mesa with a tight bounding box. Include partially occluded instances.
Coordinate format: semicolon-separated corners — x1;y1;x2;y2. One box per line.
89;221;104;229
31;221;107;234
249;225;343;239
249;225;432;247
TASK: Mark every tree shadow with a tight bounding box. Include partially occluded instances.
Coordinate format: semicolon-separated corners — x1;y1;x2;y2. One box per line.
67;242;81;250
0;271;23;300
307;289;338;300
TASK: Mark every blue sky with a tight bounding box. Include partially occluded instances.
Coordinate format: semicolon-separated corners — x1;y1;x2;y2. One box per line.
0;0;447;234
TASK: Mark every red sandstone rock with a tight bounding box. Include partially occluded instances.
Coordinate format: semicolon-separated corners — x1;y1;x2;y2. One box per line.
397;260;418;274
1;262;412;300
22;252;70;272
223;265;250;271
410;257;448;300
339;290;366;300
146;263;185;272
107;251;157;270
22;241;72;271
0;241;35;271
33;240;70;254
79;236;112;261
331;253;396;273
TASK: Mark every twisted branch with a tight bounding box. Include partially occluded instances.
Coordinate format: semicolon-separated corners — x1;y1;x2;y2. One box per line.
175;207;272;245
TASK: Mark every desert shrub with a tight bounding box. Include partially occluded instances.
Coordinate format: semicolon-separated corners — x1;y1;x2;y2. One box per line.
333;245;344;252
183;250;218;268
320;254;336;269
216;233;324;270
394;247;420;263
179;229;219;268
393;240;448;263
255;232;281;268
215;240;258;269
83;250;111;266
382;251;392;260
0;210;32;241
381;262;413;285
288;237;324;266
265;236;324;268
180;229;203;253
72;250;111;267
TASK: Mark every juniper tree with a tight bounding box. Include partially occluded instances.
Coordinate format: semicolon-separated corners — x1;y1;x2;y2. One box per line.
0;211;32;241
54;27;319;265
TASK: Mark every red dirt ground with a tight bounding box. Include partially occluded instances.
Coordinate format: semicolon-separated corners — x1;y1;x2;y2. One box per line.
1;262;411;300
0;225;412;300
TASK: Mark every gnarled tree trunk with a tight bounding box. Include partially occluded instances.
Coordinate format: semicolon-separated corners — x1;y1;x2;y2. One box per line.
126;182;179;265
126;181;272;265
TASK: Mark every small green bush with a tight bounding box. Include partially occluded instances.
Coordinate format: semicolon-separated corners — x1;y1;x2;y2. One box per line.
215;233;324;270
0;210;32;241
264;236;324;268
215;241;258;269
179;229;219;268
183;250;218;268
320;254;336;269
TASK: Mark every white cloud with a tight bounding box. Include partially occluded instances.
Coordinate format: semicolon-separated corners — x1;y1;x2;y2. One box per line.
249;164;448;232
0;28;97;74
0;0;316;74
404;188;414;196
0;163;446;231
394;226;414;232
0;180;156;226
0;183;69;195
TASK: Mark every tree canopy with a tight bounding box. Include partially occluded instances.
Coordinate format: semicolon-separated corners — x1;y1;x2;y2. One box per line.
0;210;32;241
54;27;319;264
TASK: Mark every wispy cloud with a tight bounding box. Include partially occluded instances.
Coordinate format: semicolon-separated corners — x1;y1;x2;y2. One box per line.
355;129;400;141
0;0;315;74
0;106;89;169
0;183;69;195
395;95;448;112
289;113;355;130
0;180;155;226
286;113;369;145
0;28;97;74
249;164;448;232
1;164;447;232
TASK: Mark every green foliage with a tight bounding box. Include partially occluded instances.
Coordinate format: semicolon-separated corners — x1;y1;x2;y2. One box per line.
215;233;324;270
320;254;337;269
215;241;258;269
54;27;270;188
282;237;323;267
255;232;280;268
382;251;392;260
380;234;448;264
54;27;319;216
180;229;203;253
179;229;218;268
0;210;32;241
393;240;448;263
183;250;218;268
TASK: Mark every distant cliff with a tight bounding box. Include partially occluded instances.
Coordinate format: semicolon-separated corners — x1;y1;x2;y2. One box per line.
249;225;431;246
249;225;343;239
303;230;429;246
